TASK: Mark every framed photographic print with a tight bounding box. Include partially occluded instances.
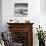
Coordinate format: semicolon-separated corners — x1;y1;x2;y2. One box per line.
14;3;28;17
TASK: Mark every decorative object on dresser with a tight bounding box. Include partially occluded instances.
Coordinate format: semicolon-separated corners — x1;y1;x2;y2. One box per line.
7;23;34;46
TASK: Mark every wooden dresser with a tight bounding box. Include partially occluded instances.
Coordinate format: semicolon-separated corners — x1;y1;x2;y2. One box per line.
7;23;34;46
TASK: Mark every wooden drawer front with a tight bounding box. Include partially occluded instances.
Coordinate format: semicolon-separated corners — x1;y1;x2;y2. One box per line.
8;25;32;32
9;27;32;32
9;25;32;28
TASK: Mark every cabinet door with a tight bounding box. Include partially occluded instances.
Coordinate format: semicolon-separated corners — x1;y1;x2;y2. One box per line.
11;32;28;46
11;31;33;46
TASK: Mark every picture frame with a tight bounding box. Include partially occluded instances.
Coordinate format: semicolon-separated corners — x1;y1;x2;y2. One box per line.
14;3;28;17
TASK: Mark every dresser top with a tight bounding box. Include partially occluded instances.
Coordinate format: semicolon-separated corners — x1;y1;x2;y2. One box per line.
7;23;34;25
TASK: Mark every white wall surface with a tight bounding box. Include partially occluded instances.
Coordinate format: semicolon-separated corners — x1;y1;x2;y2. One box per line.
40;0;46;13
40;0;46;31
0;0;2;32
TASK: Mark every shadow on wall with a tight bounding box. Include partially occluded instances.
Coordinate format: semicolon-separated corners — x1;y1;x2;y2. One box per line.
40;0;46;14
0;0;2;32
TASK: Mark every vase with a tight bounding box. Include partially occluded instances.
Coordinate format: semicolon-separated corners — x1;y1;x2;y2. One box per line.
39;40;45;46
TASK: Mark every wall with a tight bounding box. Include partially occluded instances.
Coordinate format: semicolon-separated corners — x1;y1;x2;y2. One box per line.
40;0;46;31
2;0;40;46
0;0;2;32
